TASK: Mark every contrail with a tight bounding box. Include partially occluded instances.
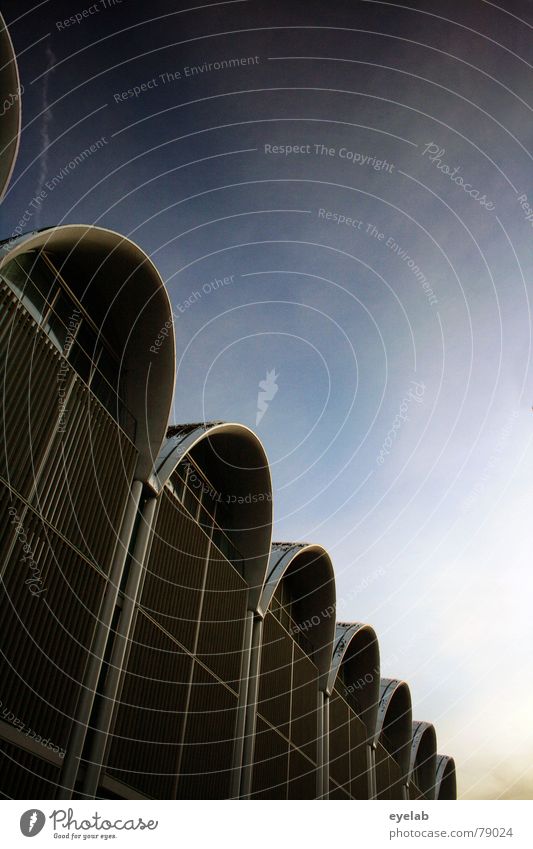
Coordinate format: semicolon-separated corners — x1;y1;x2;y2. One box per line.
34;41;56;227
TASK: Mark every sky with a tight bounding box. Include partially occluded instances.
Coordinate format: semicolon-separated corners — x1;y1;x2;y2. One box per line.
2;0;533;799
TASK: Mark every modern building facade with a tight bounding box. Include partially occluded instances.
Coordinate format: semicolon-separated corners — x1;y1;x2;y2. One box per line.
0;21;455;801
326;623;380;799
409;721;438;800
375;678;412;799
246;542;335;799
0;224;456;800
0;225;175;799
435;755;457;800
84;421;272;801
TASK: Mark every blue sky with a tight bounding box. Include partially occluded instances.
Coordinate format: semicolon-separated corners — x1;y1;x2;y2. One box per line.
2;0;533;798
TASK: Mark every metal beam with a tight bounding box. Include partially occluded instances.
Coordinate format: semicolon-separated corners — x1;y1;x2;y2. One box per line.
81;495;158;798
57;480;143;799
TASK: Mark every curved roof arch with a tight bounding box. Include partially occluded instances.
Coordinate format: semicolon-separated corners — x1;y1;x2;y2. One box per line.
0;14;21;200
151;422;273;611
326;622;380;738
259;541;336;690
0;225;175;480
435;754;457;800
376;678;412;784
409;720;437;799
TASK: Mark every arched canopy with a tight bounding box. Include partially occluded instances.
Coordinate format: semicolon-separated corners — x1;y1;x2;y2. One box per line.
435;754;457;800
376;678;412;784
151;422;273;611
0;225;175;480
259;542;336;691
326;622;380;738
0;13;21;200
409;720;437;799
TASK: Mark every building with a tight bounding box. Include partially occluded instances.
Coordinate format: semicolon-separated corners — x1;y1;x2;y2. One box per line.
435;755;457;800
0;224;175;799
82;421;272;801
326;622;380;799
246;542;335;799
0;225;456;800
0;19;455;801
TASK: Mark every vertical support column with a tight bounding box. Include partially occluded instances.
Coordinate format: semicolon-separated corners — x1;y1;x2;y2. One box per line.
316;691;324;799
239;614;263;799
172;510;214;796
321;690;330;799
367;743;377;799
230;610;254;799
81;494;158;798
58;480;143;799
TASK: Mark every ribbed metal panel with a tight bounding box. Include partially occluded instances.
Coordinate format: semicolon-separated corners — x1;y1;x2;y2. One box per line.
0;478;16;559
329;779;350;799
257;612;292;736
288;746;316;799
176;662;237;799
349;714;369;799
329;687;351;792
376;740;395;799
409;779;423;800
251;716;289;799
290;641;318;763
196;554;247;692
1;284;137;576
31;376;137;573
0;287;64;498
105;611;191;799
0;743;60;800
389;755;404;799
0;491;106;753
141;491;208;653
375;742;404;799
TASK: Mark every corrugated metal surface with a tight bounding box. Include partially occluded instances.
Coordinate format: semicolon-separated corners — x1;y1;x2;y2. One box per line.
376;740;406;799
329;687;351;792
1;283;137;575
0;479;17;559
409;779;423;800
329;779;350;799
375;741;391;798
0;489;106;751
254;614;321;798
106;611;191;799
31;377;137;573
389;756;404;798
290;641;318;763
196;554;247;692
375;741;404;799
288;746;316;799
141;491;208;654
257;612;292;736
176;662;237;799
349;714;369;799
0;743;59;800
0;286;65;497
251;716;289;799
